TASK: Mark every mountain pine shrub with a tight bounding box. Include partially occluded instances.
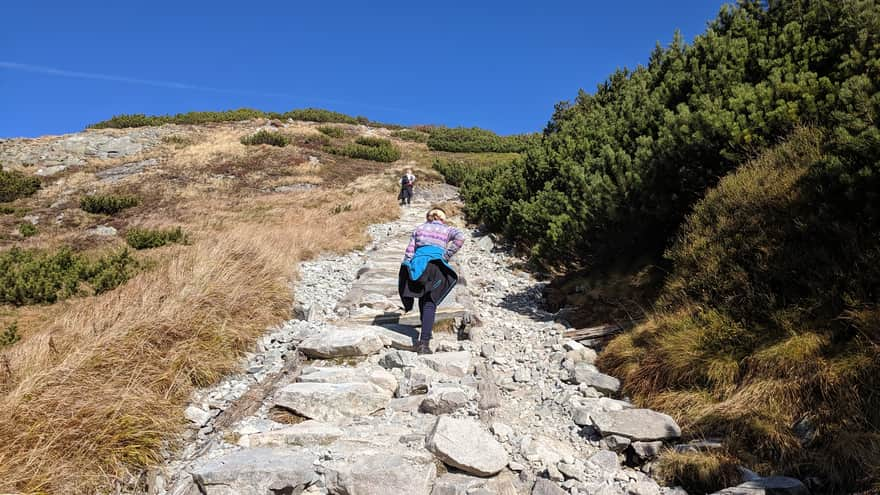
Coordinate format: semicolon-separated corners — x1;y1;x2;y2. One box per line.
18;222;37;238
426;127;536;153
326;137;401;162
0;322;20;348
391;129;429;142
0;247;139;305
240;130;291;147
316;126;345;138
80;194;140;215
125;227;187;250
0;166;41;203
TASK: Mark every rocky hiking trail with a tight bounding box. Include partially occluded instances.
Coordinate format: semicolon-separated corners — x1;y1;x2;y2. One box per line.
151;185;780;495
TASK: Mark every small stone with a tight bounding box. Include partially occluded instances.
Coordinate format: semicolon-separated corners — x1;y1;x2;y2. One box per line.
491;422;514;441
420;383;470;414
87;225;117;236
587;450;619;472
604;434;632;453
509;461;526;471
379;349;419;369
481;343;495;358
183;405;212;426
631;441;664;461
532;478;567;495
514;367;532;383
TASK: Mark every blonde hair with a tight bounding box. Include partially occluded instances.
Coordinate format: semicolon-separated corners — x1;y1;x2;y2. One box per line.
426;208;447;222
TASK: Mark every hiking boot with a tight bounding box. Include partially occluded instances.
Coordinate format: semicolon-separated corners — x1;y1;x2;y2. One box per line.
416;341;433;355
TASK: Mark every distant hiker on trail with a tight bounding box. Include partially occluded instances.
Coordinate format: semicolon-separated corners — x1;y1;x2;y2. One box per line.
398;168;416;205
398;207;465;354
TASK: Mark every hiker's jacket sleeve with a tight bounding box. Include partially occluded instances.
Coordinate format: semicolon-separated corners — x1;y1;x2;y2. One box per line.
444;228;465;260
404;231;417;261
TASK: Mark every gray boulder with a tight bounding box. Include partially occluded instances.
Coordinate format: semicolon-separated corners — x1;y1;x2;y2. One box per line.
191;448;317;495
274;382;389;422
324;453;436;495
569;363;620;394
420;383;471;414
425;416;509;476
297;327;384;358
712;476;809;495
591;409;681;441
419;351;472;377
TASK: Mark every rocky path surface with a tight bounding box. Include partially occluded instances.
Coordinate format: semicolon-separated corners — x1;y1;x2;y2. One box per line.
154;186;688;495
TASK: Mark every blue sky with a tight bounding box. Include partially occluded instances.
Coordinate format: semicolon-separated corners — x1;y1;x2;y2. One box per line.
2;1;725;138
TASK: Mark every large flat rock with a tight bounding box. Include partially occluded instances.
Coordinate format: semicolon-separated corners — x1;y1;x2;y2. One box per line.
297;327;384;358
324;453;436;495
425;416;509;476
590;408;681;441
274;382;390;422
191;448;318;495
239;420;343;448
298;365;397;394
712;476;809;495
569;363;621;394
419;351;472;377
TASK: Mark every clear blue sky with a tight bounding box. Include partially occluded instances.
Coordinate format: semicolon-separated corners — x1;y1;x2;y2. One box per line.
1;1;726;138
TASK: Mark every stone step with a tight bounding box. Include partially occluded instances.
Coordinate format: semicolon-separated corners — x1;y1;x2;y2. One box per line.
273;382;390;422
297;326;385;359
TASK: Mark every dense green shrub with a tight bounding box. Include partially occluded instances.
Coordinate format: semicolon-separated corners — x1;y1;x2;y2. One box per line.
426;127;536;153
599;129;880;492
281;108;363;124
391;129;429;143
125;227;187;250
0;322;20;348
326;137;401;162
240;130;291;147
18;223;37;238
457;0;880;267
0;166;41;203
316;126;345;138
80;194;140;215
0;247;139;305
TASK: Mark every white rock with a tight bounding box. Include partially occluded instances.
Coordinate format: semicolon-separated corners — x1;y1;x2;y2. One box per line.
298;365;397;394
419;351;471;377
425;416;508;476
274;382;389;422
323;453;436;495
297;327;384;358
239;420;343;448
191;448;318;495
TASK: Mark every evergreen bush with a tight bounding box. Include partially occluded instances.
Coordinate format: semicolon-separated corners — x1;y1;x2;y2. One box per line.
0;322;20;348
0;247;138;305
80;194;140;215
326;137;401;162
18;223;37;238
391;129;429;143
0;166;41;203
125;227;187;250
426;127;536;152
240;130;291;147
316;126;345;138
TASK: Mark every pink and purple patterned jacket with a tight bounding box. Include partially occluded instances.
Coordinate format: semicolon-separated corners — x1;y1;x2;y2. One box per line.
403;221;465;261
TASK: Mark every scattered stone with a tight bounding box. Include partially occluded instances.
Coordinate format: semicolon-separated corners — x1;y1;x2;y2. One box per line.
569;363;620;394
712;476;809;495
630;441;664;461
379;349;419;369
431;472;489;495
183;405;212;426
514;367;532;383
532;478;567;495
476;235;494;252
605;434;632;453
587;450;620;472
491;422;514;441
591;409;681;441
297;327;384;358
87;225;117;236
425;416;508;476
419;383;470;414
419;351;471;377
274;382;389;422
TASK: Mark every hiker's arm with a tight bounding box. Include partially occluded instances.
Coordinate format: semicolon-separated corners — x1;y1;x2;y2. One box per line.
444;228;465;260
404;231;416;261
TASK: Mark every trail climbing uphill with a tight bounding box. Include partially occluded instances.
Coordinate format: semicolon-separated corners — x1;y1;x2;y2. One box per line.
155;185;797;495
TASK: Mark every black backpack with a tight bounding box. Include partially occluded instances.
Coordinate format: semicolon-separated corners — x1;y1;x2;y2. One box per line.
401;174;413;187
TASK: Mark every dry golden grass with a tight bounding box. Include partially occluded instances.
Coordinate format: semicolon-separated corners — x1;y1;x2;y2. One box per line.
0;189;396;493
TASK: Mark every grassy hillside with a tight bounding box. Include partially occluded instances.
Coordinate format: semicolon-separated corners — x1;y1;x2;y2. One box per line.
0;117;485;493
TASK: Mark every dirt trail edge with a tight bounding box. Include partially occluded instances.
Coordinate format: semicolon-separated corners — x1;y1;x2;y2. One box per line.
152;184;686;495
